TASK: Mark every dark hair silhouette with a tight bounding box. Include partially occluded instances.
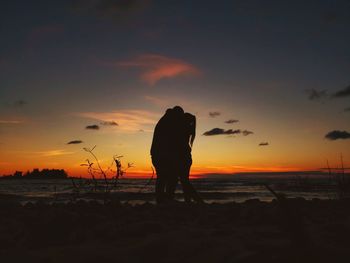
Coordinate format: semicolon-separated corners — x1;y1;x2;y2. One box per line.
172;105;184;114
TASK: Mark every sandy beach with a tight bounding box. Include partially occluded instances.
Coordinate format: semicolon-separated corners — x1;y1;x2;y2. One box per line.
1;198;350;263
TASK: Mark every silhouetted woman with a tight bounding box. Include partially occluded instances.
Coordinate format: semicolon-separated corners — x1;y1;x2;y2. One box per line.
180;113;203;203
167;112;203;203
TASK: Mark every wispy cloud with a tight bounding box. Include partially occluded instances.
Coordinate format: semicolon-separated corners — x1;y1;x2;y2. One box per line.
101;121;118;126
306;89;328;101
13;100;27;107
332;85;350;98
306;85;350;102
78;109;159;132
36;150;74;157
203;128;254;137
203;128;241;136
242;130;254;136
209;112;221;118
111;54;200;85
67;140;83;145
225;119;239;124
86;124;100;130
259;142;269;146
325;130;350;140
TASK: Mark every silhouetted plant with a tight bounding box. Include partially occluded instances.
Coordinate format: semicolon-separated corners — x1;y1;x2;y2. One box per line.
264;184;286;201
75;145;134;202
328;155;350;199
80;159;98;191
111;155;134;188
83;146;109;191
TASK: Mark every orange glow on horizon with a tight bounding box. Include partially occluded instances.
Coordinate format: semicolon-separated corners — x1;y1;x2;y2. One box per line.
0;165;325;179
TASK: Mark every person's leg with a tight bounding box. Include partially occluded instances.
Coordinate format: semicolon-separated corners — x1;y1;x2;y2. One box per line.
179;159;193;203
155;173;166;204
180;157;204;204
180;177;192;203
187;181;204;204
153;158;167;204
165;164;178;201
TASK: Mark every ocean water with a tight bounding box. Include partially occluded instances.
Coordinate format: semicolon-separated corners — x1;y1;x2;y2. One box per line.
0;175;339;204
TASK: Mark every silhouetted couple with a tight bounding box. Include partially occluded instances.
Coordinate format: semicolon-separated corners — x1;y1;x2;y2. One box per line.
151;106;203;204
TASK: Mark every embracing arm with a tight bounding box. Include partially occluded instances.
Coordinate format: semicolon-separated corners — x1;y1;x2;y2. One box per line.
189;115;196;148
150;122;160;156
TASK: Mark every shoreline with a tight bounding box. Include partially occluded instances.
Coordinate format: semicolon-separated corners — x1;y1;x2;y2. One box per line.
0;189;337;206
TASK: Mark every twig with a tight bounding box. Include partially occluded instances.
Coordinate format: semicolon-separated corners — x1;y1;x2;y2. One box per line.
83;146;109;192
264;184;285;201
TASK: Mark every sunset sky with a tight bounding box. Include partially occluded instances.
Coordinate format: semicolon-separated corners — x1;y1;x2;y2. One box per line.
1;0;350;177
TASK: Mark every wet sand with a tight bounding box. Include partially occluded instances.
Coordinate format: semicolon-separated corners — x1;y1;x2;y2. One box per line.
1;198;350;263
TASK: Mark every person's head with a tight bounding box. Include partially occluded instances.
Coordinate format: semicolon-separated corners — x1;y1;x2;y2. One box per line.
165;108;173;115
172;106;184;115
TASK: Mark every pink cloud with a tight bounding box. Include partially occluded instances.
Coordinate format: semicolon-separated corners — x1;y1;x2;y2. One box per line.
114;54;200;85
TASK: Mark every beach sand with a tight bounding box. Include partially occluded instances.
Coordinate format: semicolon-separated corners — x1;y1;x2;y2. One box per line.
1;198;350;263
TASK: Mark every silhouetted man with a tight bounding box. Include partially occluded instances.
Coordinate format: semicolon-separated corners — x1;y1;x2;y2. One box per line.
151;106;184;203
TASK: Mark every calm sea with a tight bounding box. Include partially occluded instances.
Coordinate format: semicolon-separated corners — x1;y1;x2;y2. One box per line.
0;175;339;204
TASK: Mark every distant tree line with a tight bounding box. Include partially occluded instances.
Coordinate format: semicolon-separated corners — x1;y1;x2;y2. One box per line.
0;169;68;179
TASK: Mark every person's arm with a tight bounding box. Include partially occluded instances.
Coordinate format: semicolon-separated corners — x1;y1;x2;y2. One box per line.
150;122;160;156
189;115;196;148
